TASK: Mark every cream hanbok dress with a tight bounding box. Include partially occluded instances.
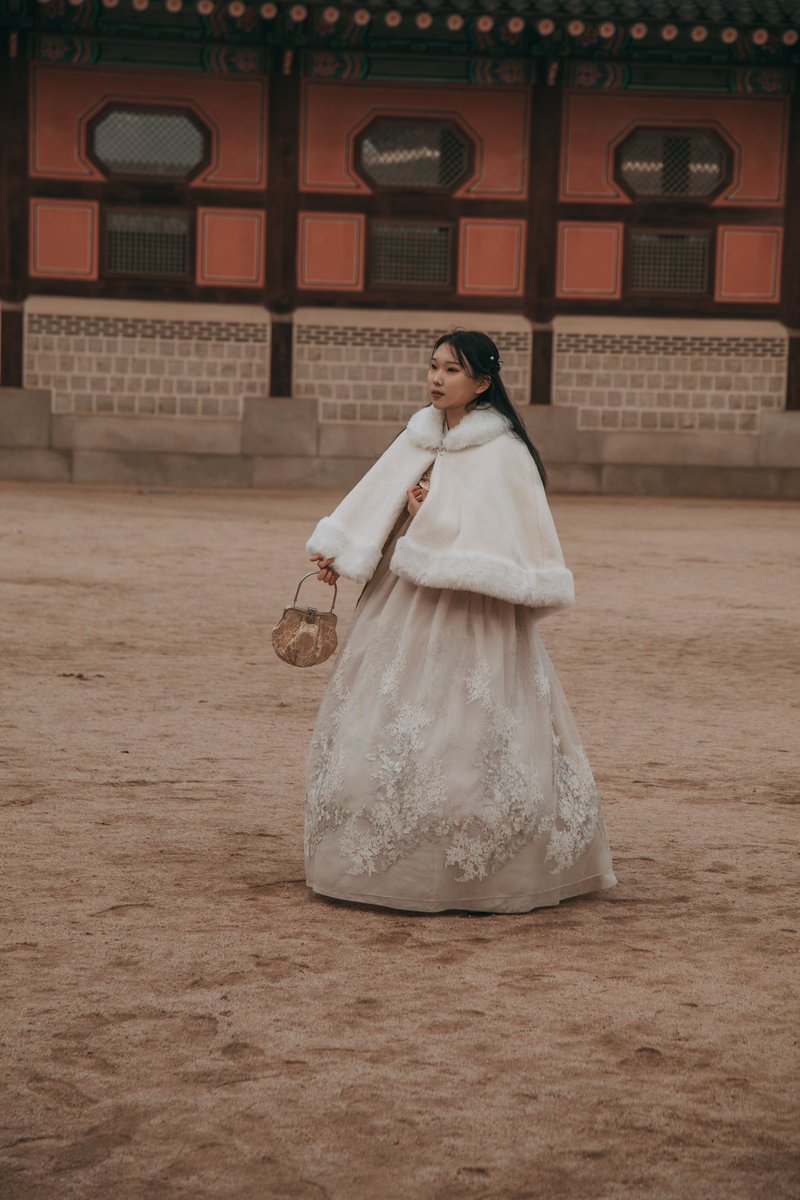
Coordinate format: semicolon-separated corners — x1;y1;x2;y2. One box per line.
304;463;617;914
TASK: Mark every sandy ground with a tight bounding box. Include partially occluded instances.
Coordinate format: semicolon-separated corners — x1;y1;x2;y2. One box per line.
0;482;798;1200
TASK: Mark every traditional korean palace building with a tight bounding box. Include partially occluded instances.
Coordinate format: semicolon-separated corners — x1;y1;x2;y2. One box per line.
0;0;798;493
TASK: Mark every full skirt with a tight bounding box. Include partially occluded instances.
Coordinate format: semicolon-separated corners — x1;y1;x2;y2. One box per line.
304;510;618;914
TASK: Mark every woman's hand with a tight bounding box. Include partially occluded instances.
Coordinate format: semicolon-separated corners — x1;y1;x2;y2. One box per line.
310;553;339;586
406;486;428;518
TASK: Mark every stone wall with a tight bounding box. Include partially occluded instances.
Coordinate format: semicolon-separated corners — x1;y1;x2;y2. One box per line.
553;317;787;435
1;303;799;498
24;297;269;420
294;307;532;423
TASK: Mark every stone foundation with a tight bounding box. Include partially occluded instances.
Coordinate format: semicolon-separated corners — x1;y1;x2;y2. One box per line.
2;387;798;499
553;317;787;435
2;301;798;498
24;297;269;421
294;307;532;423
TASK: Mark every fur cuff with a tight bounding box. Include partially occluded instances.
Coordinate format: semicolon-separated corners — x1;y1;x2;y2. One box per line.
390;539;575;609
305;516;383;583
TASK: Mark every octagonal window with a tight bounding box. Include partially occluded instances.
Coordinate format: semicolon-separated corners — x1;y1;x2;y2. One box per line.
616;127;731;201
88;105;211;182
356;118;472;192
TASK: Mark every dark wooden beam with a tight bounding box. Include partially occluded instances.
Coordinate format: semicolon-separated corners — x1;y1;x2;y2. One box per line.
525;66;562;405
530;328;553;408
550;296;786;321
786;336;799;412
781;81;800;412
1;306;24;389
525;69;561;328
557;202;787;226
265;51;301;396
269;314;293;399
0;34;28;386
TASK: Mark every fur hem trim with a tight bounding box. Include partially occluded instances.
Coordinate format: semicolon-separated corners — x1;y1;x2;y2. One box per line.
390;539;575;609
406;403;511;452
305;516;382;583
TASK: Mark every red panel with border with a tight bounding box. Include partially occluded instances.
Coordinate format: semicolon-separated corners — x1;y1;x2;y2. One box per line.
561;92;789;207
30;198;99;279
715;226;783;302
556;222;623;299
458;219;526;296
30;65;267;189
297;212;365;290
301;81;529;199
197;209;265;288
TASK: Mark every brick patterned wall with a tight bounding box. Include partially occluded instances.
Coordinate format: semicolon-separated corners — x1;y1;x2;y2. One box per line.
294;316;532;423
24;305;269;419
553;328;787;434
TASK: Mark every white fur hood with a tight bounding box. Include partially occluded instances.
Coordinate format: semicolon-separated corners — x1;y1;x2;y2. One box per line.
305;403;575;611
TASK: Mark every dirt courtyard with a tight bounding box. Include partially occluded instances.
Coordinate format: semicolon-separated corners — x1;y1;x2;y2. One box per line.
1;482;798;1200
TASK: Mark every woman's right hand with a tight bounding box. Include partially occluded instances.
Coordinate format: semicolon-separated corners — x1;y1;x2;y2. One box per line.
406;486;428;518
310;554;339;586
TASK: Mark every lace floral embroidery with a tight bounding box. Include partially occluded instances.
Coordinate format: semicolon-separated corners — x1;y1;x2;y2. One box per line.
338;647;451;875
304;637;358;859
545;733;602;870
305;616;603;882
535;654;551;701
442;656;550;882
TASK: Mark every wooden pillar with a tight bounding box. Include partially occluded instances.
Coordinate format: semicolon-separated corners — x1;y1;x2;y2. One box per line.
265;50;301;398
781;82;800;411
1;306;24;387
0;34;28;387
525;64;562;406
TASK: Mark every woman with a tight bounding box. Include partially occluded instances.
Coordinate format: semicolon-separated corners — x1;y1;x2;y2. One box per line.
304;330;617;914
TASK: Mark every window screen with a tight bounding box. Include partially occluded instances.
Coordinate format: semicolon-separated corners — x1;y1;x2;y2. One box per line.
370;222;452;287
618;129;728;199
105;210;191;278
358;121;469;191
91;108;207;180
629;231;709;294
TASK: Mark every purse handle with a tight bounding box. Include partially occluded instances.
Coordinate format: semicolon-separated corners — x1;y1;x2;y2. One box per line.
295;570;337;611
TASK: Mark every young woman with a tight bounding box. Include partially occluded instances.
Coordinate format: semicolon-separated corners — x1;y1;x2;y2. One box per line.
304;330;617;914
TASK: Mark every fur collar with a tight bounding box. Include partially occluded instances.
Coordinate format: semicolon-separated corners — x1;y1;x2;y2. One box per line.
406;402;511;452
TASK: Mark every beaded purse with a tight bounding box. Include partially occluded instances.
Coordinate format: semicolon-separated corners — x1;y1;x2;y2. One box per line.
272;571;338;667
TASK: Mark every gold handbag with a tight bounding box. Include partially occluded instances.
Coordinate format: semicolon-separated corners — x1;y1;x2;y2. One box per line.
272;571;338;667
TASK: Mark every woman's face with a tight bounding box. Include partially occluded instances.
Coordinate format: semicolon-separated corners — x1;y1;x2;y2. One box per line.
427;344;489;419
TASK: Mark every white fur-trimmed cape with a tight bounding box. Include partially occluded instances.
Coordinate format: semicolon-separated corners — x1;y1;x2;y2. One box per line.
305;403;575;611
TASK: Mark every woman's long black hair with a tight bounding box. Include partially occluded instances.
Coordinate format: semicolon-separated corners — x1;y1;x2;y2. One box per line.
431;330;547;488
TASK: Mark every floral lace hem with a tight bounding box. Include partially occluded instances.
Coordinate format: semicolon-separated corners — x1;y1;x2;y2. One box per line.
305;631;604;884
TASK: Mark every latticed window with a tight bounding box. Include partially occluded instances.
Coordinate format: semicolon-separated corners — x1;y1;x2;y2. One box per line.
356;119;471;191
105;210;191;278
88;106;210;181
369;222;452;287
617;128;730;200
629;231;709;295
